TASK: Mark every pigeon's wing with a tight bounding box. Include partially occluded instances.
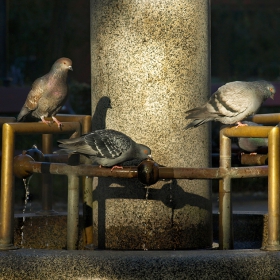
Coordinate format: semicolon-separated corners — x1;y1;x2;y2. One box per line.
23;75;50;111
58;136;98;156
206;81;254;118
84;130;132;159
17;75;50;121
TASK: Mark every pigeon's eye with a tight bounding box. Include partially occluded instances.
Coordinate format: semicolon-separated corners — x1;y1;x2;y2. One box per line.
269;87;274;92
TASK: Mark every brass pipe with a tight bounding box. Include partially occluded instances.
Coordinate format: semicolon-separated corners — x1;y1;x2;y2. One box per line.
0;123;16;249
40;134;55;215
0;117;16;125
241;154;268;166
251;113;280;125
46;114;92;134
14;155;269;180
222;126;272;138
219;129;233;250
262;127;280;250
0;122;80;250
67;173;80;250
82;158;93;247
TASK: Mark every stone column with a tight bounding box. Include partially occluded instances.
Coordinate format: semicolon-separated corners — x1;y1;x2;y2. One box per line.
90;0;211;249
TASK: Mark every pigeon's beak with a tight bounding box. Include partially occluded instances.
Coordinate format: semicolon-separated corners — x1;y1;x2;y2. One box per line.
68;66;73;71
270;94;275;100
148;155;153;159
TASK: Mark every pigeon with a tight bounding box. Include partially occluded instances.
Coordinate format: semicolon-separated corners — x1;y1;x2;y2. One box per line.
237;121;268;153
185;80;275;129
17;57;73;127
56;129;152;170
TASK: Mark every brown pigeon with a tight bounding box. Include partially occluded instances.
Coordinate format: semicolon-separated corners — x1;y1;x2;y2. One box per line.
56;129;152;171
185;80;275;129
17;57;73;127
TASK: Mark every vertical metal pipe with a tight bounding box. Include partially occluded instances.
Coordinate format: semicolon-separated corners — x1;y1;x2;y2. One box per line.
262;126;280;250
81;116;93;247
40;134;55;214
219;129;233;250
67;174;80;250
82;174;93;246
0;124;16;249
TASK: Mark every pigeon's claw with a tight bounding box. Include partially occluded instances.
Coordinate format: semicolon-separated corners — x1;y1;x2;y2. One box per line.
235;121;248;128
40;116;52;126
52;116;63;128
110;165;124;172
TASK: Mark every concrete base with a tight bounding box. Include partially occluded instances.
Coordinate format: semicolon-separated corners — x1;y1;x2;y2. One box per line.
0;249;280;279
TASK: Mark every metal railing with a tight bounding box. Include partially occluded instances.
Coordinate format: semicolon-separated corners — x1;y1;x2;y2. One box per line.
0;115;92;250
0;113;280;251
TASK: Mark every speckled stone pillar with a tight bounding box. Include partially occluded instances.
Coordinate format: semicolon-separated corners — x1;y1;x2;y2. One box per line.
90;0;211;249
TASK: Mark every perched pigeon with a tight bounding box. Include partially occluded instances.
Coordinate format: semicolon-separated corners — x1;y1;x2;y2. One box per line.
17;57;73;127
185;80;275;129
237;121;268;153
56;129;152;170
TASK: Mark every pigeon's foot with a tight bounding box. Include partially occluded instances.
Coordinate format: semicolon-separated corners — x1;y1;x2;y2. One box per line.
40;116;52;126
235;122;248;128
110;165;124;172
52;116;62;128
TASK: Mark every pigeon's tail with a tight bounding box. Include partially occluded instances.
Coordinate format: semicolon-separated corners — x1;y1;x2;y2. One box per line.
185;119;210;129
17;106;31;122
54;148;73;155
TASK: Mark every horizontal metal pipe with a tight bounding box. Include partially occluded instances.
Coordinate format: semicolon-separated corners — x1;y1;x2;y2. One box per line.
45;114;92;134
15;158;268;180
3;122;81;135
222;126;273;138
0;117;16;125
241;154;268;166
251;113;280;125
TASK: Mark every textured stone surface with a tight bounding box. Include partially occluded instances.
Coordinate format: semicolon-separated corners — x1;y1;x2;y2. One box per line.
0;249;280;279
13;214;84;250
90;0;211;249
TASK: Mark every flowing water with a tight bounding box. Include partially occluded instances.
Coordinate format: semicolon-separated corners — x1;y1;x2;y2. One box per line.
142;187;150;251
21;176;32;248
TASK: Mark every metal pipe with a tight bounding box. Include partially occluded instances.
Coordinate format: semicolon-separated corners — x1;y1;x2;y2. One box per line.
14;155;269;180
67;173;80;250
46;114;92;134
0;123;16;249
219;129;233;250
262;127;280;250
82;158;93;247
40;134;55;215
241;154;268;166
251;113;280;125
0;122;80;250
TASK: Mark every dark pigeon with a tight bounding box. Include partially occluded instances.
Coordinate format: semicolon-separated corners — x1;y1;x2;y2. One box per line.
56;129;152;170
185;80;275;129
17;57;73;127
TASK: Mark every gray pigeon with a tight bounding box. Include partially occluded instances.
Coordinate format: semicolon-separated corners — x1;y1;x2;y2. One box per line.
237;121;268;153
17;57;73;127
56;129;152;170
185;80;275;129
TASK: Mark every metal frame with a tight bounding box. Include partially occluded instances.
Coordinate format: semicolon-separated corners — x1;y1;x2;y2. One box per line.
1;113;280;251
0;120;81;250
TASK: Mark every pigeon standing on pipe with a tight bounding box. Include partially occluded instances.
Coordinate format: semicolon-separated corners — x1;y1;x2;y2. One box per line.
185;80;275;129
56;129;152;171
17;57;73;128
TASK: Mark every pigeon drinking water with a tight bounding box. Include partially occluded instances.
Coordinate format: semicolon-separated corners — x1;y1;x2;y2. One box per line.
56;129;152;170
17;57;73;127
185;80;275;129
